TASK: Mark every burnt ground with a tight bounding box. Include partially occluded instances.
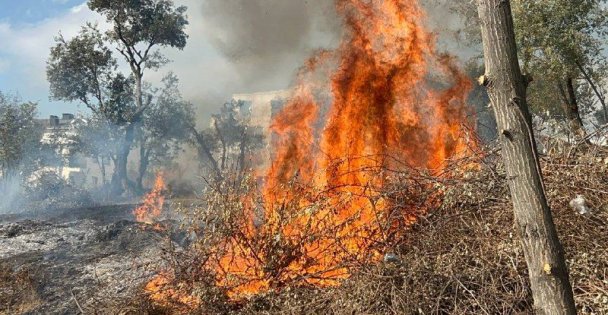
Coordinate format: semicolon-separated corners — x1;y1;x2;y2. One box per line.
0;204;180;314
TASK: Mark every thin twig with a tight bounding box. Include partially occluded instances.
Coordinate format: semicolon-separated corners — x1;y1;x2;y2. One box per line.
71;289;85;314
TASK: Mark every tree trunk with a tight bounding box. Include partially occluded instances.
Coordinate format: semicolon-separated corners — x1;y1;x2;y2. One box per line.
190;126;222;180
135;73;143;110
137;144;149;192
97;156;106;185
576;61;608;124
115;122;136;196
237;130;248;175
113;72;145;196
476;1;576;314
557;78;586;138
213;119;227;171
565;77;586;136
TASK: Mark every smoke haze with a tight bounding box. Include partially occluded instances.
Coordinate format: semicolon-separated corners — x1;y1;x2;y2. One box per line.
200;0;341;92
195;0;475;99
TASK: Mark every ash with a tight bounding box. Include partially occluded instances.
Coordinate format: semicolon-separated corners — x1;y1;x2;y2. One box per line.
0;205;173;314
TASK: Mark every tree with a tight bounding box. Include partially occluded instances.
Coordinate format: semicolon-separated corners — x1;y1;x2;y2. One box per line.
512;0;608;137
190;100;265;180
71;117;123;187
451;0;608;137
135;73;195;191
88;0;188;194
0;93;43;210
476;1;576;313
48;0;189;195
47;25;135;193
0;93;41;179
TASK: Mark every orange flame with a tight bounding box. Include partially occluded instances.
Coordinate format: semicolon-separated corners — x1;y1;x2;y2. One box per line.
146;0;476;306
145;272;201;311
133;173;166;224
214;0;474;299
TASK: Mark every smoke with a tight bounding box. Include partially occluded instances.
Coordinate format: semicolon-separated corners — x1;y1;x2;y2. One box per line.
421;0;481;60
196;0;480;95
200;0;340;92
0;176;22;214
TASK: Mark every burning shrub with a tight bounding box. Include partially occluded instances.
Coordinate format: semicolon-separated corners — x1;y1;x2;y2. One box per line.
135;143;608;315
124;0;605;312
141;158;455;310
141;0;479;309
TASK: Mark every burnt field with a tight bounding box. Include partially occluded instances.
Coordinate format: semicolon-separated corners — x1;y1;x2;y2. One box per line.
0;204;182;314
1;0;608;313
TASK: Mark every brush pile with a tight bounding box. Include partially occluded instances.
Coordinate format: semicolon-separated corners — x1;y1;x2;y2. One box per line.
133;141;607;315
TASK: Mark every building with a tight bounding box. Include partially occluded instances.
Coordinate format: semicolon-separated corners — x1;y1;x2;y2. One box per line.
36;114;110;189
232;90;292;131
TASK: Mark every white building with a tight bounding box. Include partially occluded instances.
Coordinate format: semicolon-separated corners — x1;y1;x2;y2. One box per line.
232;90;292;131
37;114;112;189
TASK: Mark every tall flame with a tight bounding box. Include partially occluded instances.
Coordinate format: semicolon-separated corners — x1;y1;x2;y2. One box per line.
214;0;473;298
146;0;475;305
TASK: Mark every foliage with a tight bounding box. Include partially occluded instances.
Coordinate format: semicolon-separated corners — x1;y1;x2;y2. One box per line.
88;0;188;73
24;170;92;206
190;100;266;178
0;93;41;178
132;143;608;314
136;73;195;186
47;0;189;194
47;25;127;121
449;0;608;125
72;118;122;165
512;0;608;119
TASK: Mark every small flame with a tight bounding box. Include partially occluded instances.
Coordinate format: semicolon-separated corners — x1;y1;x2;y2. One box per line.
134;173;166;224
145;272;201;310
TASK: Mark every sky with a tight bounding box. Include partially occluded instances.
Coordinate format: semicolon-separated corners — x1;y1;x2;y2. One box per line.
0;0;337;120
0;1;468;121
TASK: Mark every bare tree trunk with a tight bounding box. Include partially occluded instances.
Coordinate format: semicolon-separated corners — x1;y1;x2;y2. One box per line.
213;119;227;171
557;79;586;138
137;144;149;193
565;77;586;136
237;130;248;175
189;126;222;180
476;1;576;314
576;61;608;123
97;156;106;185
114;122;136;196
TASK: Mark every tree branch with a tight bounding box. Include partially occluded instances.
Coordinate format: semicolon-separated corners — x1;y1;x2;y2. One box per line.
575;60;608;123
189;125;222;179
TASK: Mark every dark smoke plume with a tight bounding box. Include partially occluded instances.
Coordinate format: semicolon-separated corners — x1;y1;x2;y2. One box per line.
201;0;340;91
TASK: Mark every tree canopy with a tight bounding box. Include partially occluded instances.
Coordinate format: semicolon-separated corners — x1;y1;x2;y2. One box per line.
0;93;41;178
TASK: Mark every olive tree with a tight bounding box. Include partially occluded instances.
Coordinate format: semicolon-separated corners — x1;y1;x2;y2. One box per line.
450;0;608;136
136;73;195;191
47;0;188;195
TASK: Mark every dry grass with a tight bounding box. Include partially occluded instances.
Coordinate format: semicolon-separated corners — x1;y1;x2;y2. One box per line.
127;142;608;314
0;262;41;314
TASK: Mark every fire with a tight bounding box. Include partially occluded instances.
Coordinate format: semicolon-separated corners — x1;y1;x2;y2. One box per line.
145;272;201;311
133;173;166;225
213;0;473;298
146;0;475;306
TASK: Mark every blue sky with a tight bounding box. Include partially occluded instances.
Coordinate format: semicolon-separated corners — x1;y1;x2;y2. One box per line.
0;1;96;117
0;0;252;120
0;0;84;25
0;0;341;121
